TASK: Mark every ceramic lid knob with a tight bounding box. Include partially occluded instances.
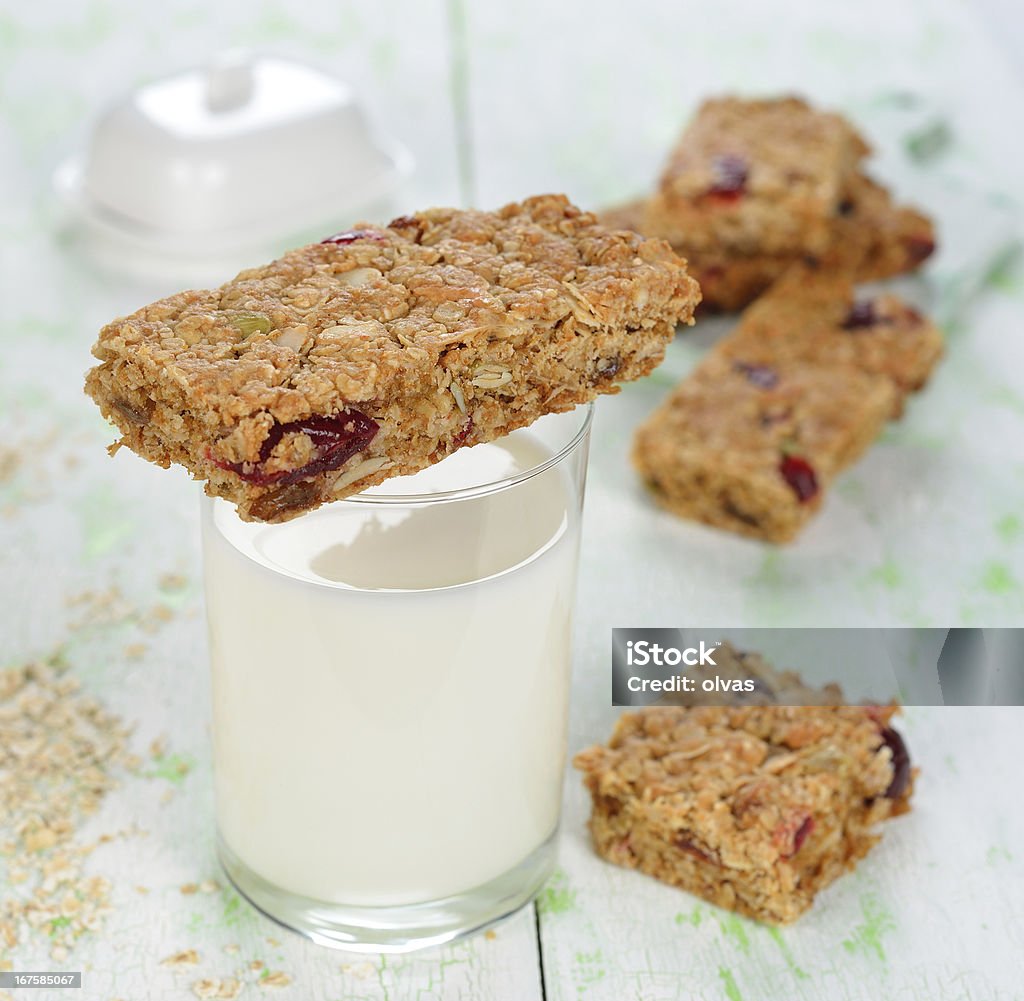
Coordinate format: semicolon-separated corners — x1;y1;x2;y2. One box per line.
204;51;255;114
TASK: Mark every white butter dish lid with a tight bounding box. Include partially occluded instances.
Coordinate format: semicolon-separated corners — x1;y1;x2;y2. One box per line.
55;52;413;258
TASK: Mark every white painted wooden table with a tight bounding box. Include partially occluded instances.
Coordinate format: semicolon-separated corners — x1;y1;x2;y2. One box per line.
2;1;1023;998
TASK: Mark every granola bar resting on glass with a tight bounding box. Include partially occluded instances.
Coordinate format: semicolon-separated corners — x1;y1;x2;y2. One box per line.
574;705;914;924
85;195;700;522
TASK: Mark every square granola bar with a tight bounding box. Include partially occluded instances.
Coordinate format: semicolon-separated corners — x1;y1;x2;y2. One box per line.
574;704;914;924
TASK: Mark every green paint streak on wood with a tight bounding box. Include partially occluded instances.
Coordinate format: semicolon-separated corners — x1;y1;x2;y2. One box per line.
876;424;945;449
868;560;903;589
157;575;196;610
841;893;895;963
995;513;1023;543
573;949;606;989
675;905;703;927
749;551;783;588
48;916;71;935
716;913;751;953
78;483;135;560
986;845;1013;865
981;562;1017;596
537;866;575;915
0;13;20;55
718;966;743;1001
983;246;1023;293
626;367;677;391
143;752;195;785
220;885;260;931
989;384;1024;417
766;926;809;980
14;315;73;342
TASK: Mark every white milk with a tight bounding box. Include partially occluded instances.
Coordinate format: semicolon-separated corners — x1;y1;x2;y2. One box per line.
202;431;579;906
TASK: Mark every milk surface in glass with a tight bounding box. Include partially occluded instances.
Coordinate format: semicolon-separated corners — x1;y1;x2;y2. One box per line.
202;428;579;906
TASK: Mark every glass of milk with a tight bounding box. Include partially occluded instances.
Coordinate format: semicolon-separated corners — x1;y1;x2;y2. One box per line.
200;405;592;952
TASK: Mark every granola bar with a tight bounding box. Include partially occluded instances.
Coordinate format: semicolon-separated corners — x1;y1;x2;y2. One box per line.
85;195;700;522
687;175;935;312
573;704;914;924
715;267;943;414
651;96;870;256
602;173;936;313
632;356;894;542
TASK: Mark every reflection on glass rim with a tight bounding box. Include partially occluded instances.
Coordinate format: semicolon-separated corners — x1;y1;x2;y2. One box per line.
344;403;594;507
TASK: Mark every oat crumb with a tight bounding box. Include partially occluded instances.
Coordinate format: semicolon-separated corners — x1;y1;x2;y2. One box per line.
340;962;375;978
179;883;199;895
191;978;242;1000
260;971;291;988
162;949;200;968
0;654;132;961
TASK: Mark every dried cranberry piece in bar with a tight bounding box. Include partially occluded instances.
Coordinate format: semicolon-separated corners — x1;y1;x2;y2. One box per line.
905;233;936;265
775;813;816;858
387;215;425;242
707;154;749;202
210;410;379;487
791;815;815;855
880;727;912;800
674;835;717;865
734;361;779;390
841;300;889;330
779;455;818;503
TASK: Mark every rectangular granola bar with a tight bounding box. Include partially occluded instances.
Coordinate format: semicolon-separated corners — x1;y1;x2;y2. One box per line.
85;195;700;522
651;96;870;256
574;704;914;924
632;356;894;542
602;172;936;313
715;267;944;413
